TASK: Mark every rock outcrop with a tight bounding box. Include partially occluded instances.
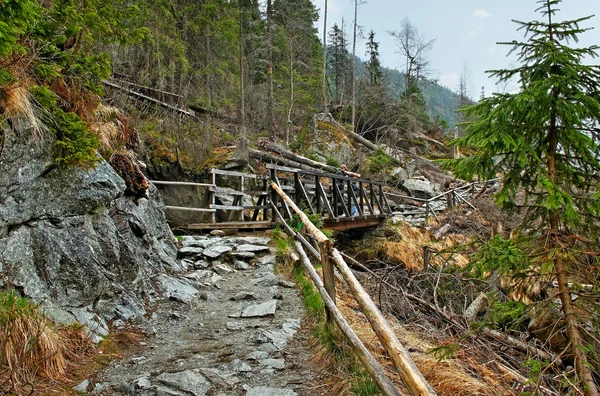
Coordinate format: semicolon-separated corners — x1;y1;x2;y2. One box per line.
0;122;179;340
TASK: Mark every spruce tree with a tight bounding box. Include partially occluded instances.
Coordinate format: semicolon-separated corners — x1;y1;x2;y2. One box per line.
447;1;600;394
365;30;383;86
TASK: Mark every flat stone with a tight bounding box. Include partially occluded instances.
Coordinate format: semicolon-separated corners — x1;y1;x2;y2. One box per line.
135;376;152;390
73;379;90;392
156;369;212;396
157;275;198;303
194;260;210;269
180;259;195;271
236;244;270;253
210;230;225;237
234;261;251;270
231;291;256;301
213;263;233;275
245;351;269;360
256;254;276;266
227;321;244;331
254;273;277;287
261;319;301;349
184;270;213;282
277;280;294;288
234;236;270;245
232;359;252;373
202;245;233;258
179;246;204;256
241;300;277;318
258;358;285;370
245;386;297;396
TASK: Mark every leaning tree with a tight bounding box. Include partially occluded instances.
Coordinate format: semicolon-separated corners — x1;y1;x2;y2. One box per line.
446;1;600;394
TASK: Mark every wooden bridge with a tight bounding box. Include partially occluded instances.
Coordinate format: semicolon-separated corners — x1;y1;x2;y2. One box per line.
152;165;392;232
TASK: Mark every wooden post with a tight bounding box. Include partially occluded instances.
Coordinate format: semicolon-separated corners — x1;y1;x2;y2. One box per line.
210;171;216;223
425;201;430;220
320;239;335;323
331;249;437;396
359;181;364;214
270;168;278;221
315;176;322;215
295;242;401;396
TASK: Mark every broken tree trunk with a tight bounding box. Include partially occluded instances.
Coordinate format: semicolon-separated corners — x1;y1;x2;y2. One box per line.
345;130;404;166
295;242;402;396
265;142;337;173
331;249;437;396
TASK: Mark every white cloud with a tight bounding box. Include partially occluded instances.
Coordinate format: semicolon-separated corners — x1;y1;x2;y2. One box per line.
439;73;460;90
473;9;491;19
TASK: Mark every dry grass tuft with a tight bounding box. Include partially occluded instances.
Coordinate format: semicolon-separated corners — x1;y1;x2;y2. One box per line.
0;290;98;395
367;221;469;271
0;84;44;140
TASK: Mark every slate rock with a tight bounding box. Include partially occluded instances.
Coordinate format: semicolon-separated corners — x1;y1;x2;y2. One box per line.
241;300;278;318
232;359;252;373
156;369;212;396
194;260;210;269
245;386;297;396
184;270;213;282
234;236;270;245
157;275;198;303
236;244;270;253
256;254;276;266
234;261;251;270
213;263;233;275
227;321;244;331
179;246;204;256
135;376;152;390
258;358;285;370
245;351;269;360
231;291;257;301
73;379;90;392
203;245;233;258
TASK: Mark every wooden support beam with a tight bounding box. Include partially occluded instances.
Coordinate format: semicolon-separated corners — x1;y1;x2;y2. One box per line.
295;242;402;396
331;249;437;396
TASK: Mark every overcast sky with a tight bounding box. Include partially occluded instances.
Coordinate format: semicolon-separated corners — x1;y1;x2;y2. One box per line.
312;0;600;99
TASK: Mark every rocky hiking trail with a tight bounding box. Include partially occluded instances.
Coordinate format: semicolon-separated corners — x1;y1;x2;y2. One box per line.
94;234;322;396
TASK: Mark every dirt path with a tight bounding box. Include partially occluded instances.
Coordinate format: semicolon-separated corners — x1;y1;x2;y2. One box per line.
93;234;323;396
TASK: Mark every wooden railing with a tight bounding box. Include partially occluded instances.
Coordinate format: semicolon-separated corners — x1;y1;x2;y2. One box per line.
270;182;436;396
267;164;392;221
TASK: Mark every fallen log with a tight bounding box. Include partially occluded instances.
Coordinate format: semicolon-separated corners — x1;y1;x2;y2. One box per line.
249;148;315;171
345;130;404;166
295;242;402;396
331;249;437;396
102;80;197;118
265;142;337;173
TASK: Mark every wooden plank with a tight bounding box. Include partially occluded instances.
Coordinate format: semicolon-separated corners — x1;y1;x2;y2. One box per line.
321;239;335;322
165;206;216;213
331;249;436;396
208;186;246;195
152;180;214;188
185;221;275;230
210;168;262;179
295;242;402;396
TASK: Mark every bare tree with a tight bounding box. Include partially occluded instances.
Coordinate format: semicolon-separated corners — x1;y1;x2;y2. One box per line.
321;0;328;111
351;0;365;130
388;18;435;90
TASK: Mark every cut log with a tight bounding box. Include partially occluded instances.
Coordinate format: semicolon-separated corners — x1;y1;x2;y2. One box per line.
331;249;436;396
295;242;402;396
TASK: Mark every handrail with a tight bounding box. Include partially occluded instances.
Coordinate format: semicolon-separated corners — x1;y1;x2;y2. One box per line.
270;182;436;396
